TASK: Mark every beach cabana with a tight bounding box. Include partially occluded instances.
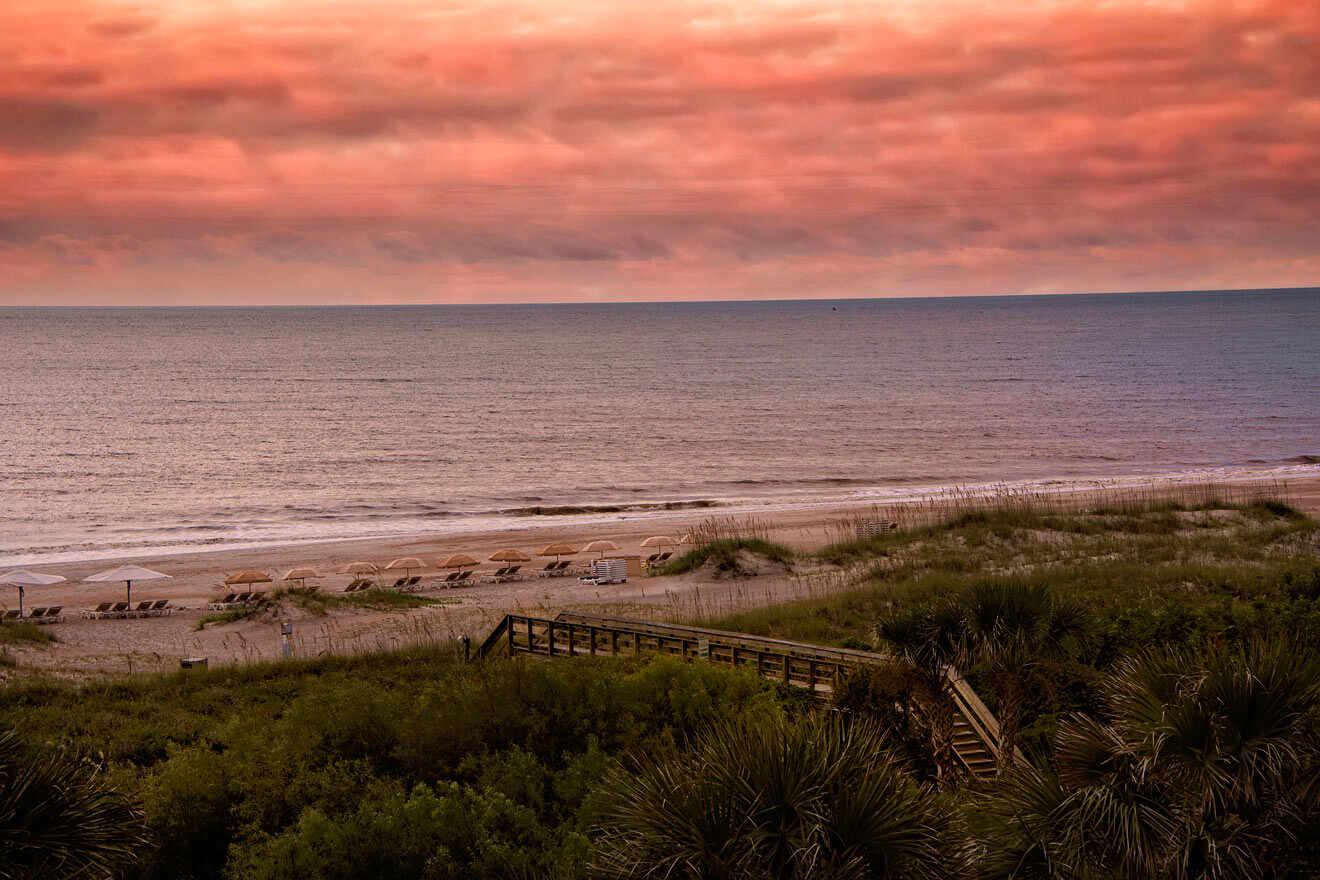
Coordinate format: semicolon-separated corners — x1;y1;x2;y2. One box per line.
582;539;619;558
282;567;321;587
83;565;171;606
0;569;66;617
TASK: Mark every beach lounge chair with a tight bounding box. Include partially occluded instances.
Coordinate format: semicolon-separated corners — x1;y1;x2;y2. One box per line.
27;607;48;621
391;576;407;589
644;552;661;564
449;570;474;586
36;606;63;624
150;599;171;616
481;567;510;584
132;601;155;618
536;562;558;577
245;591;264;603
404;575;422;590
236;591;255;603
505;565;523;581
207;594;238;610
83;602;113;619
108;601;130;618
656;551;672;563
1;610;19;621
438;571;461;587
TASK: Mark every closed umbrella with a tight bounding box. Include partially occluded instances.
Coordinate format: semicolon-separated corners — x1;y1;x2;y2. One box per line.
488;549;531;563
83;565;171;606
0;569;66;617
385;557;426;577
282;568;321;587
225;570;273;587
437;553;479;569
538;543;578;561
581;539;619;558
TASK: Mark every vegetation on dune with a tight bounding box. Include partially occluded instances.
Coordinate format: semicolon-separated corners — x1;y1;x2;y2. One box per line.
0;729;146;879
591;714;961;879
658;538;795;576
3;489;1319;878
0;622;58;646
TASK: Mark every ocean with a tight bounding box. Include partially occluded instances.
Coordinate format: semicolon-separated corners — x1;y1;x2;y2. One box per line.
2;289;1318;565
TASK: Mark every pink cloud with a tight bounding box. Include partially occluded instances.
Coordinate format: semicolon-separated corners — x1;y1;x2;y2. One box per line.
0;0;1316;303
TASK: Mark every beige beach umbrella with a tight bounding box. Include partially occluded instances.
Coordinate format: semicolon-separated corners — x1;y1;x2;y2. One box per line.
225;570;273;587
538;543;578;561
581;539;619;558
641;536;679;549
0;569;65;617
339;561;379;575
282;567;321;587
488;548;531;563
385;557;427;577
83;564;171;606
437;553;479;569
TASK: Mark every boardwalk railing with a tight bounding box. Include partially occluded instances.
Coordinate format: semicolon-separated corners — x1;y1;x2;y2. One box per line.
477;611;1009;778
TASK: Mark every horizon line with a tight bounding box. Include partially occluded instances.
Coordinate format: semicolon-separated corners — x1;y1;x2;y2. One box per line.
4;284;1316;309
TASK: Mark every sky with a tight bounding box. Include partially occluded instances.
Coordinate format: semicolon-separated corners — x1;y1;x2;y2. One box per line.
2;0;1317;305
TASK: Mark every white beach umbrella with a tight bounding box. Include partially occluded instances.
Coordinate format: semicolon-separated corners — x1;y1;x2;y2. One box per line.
0;569;66;616
83;565;171;606
282;568;321;587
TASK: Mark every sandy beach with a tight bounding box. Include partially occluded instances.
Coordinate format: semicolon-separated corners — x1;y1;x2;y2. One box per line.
5;474;1319;678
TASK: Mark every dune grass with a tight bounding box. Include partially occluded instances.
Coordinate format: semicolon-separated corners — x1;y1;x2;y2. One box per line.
0;621;59;645
659;537;795;576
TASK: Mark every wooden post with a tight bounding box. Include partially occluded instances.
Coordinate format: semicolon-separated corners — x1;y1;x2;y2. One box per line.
611;630;619;655
589;626;597;656
808;660;817;693
547;622;555;656
783;655;791;684
731;646;739;668
507;616;514;653
756;651;765;676
567;624;576;656
527;617;535;652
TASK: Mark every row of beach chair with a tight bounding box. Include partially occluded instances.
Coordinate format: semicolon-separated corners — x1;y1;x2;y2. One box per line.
2;606;64;624
82;600;173;620
390;575;423;590
536;560;577;578
481;565;523;584
207;591;264;611
644;551;673;565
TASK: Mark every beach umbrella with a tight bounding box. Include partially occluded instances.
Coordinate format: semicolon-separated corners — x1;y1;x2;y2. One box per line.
488;548;531;563
538;543;578;561
225;570;273;587
385;557;426;577
581;539;619;558
282;567;321;587
83;565;171;606
0;569;65;617
641;536;679;549
338;561;379;575
437;553;479;569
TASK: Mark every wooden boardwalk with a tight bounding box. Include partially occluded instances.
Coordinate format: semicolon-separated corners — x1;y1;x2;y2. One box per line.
478;611;1005;779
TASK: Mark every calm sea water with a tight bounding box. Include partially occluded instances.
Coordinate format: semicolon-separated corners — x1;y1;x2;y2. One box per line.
2;290;1318;564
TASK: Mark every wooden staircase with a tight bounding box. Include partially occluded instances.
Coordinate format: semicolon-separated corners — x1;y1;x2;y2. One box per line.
477;611;1011;779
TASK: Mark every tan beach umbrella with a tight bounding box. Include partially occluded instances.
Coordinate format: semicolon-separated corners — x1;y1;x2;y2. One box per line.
338;561;379;575
0;569;65;616
582;539;619;558
488;548;531;563
437;553;479;569
641;535;678;548
538;543;578;561
225;570;273;587
83;564;171;606
385;557;426;576
282;567;321;587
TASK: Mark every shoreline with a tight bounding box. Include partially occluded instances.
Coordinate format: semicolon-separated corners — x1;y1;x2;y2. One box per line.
5;461;1319;569
2;469;1317;678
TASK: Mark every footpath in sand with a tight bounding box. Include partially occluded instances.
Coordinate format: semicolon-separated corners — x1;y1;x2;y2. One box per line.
6;476;1319;678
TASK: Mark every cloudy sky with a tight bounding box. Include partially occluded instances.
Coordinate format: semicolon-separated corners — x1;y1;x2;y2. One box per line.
2;0;1317;304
